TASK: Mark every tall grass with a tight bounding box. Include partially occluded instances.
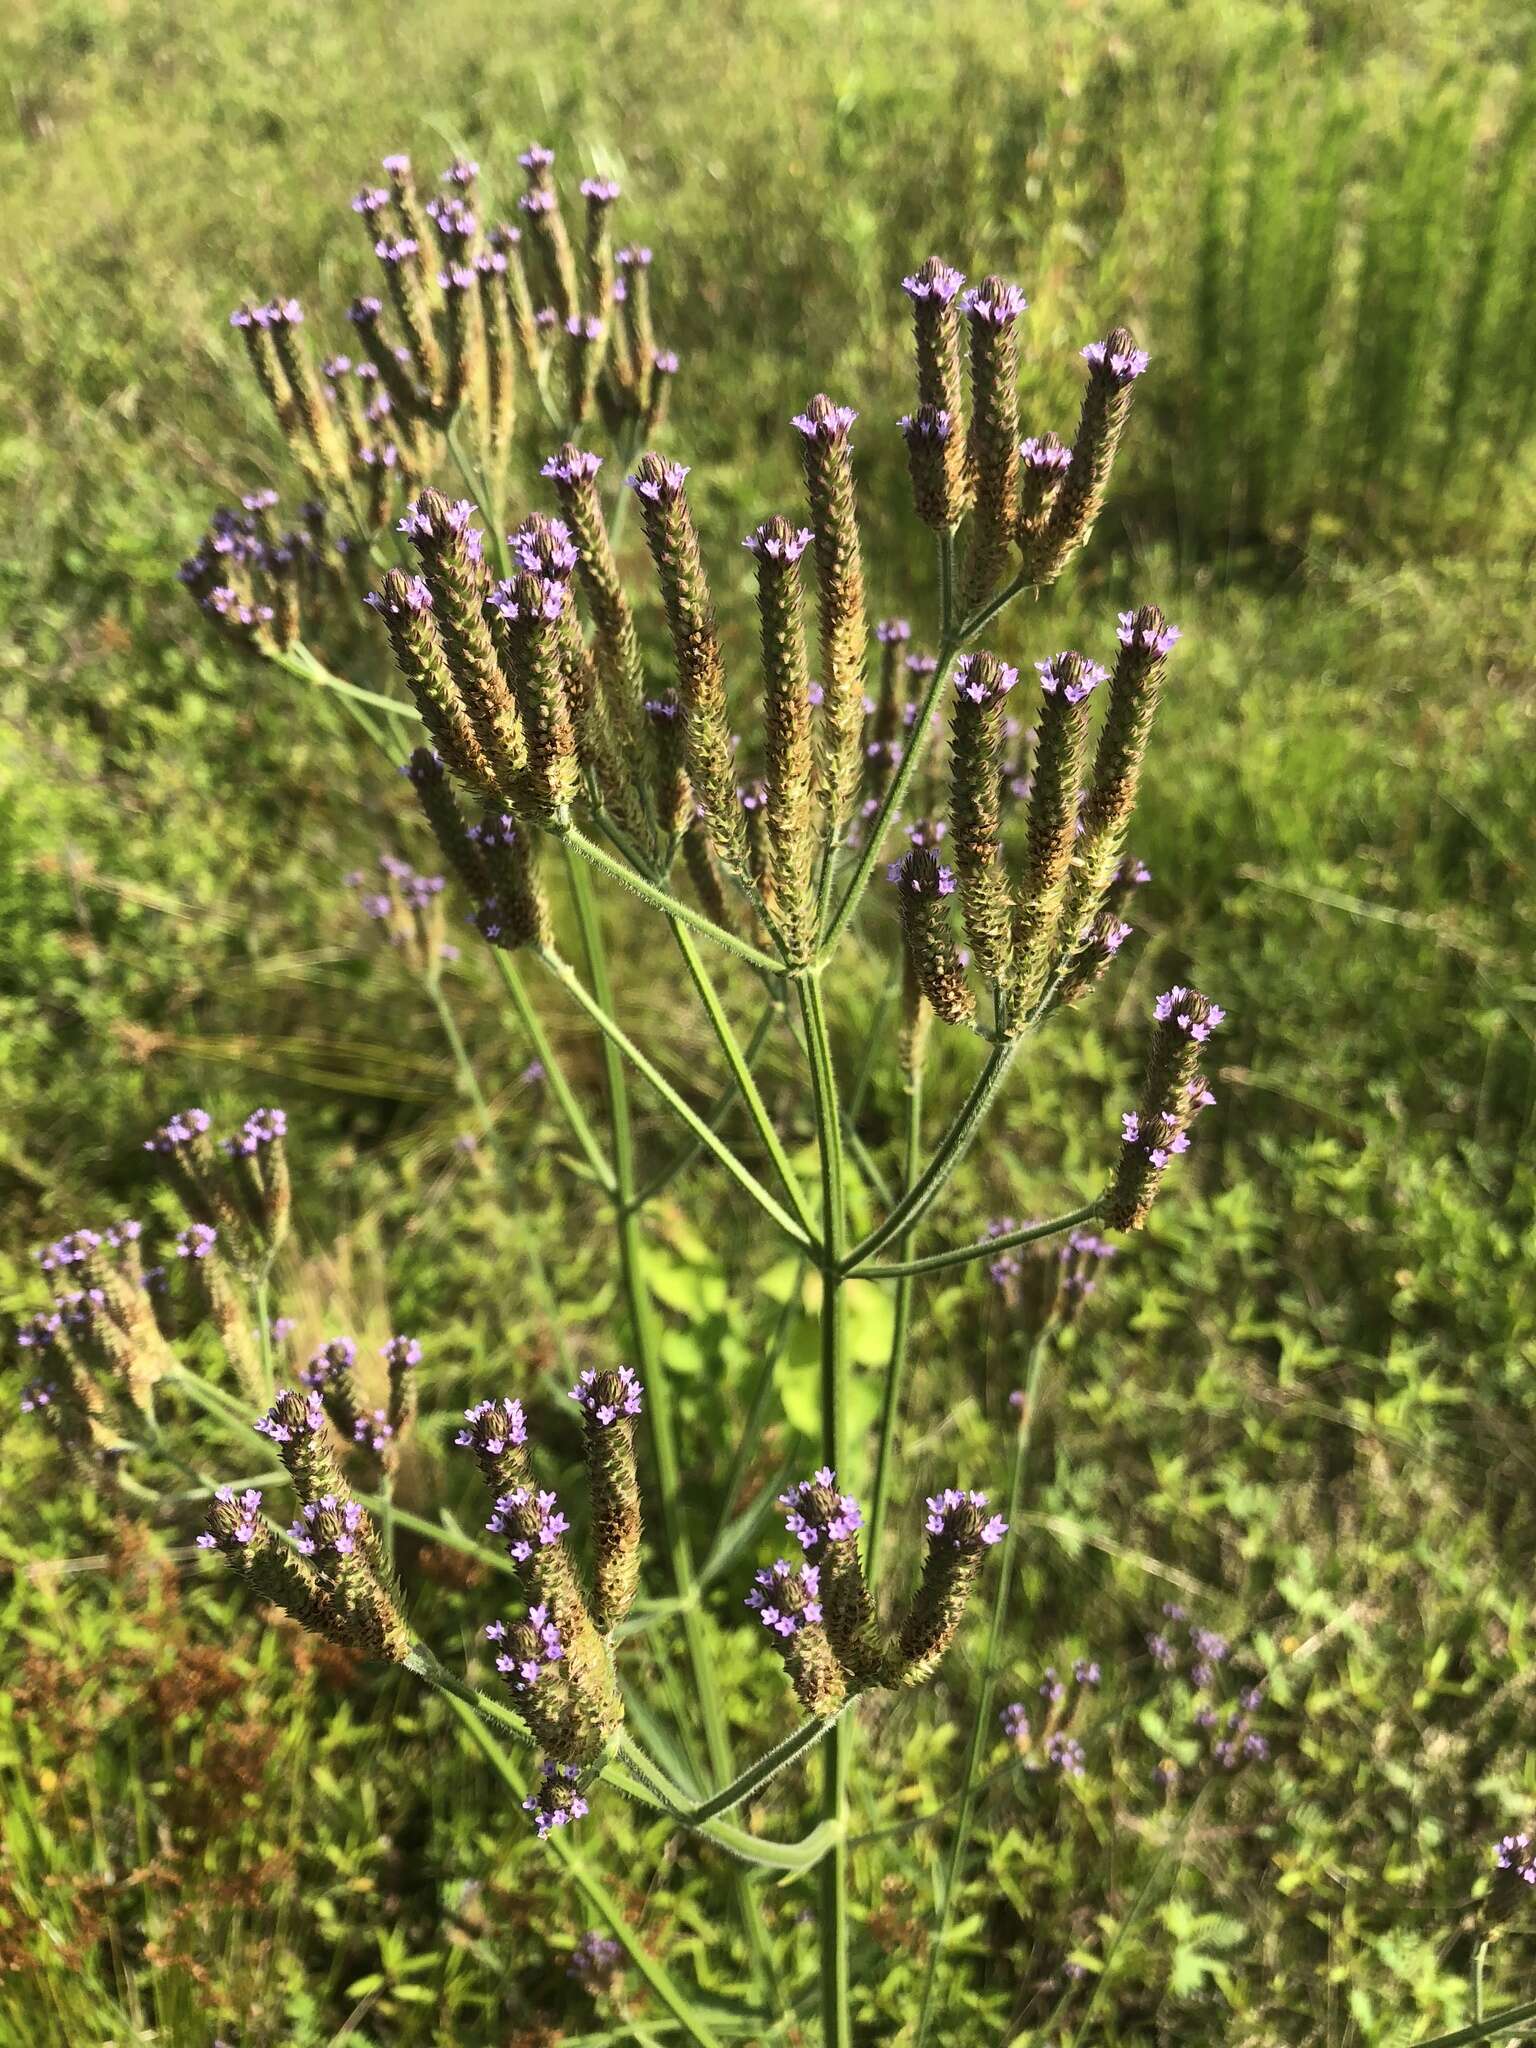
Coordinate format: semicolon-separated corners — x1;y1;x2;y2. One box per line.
1176;54;1536;553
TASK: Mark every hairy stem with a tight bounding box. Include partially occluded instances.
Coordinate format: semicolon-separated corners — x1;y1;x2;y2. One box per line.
866;1068;922;1587
490;949;615;1192
796;971;853;2048
852;1200;1098;1281
562;823;787;976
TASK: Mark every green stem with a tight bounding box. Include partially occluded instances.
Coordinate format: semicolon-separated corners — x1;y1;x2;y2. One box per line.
670;923;818;1238
796;972;852;2048
434;1683;727;2048
538;949;812;1247
1409;2001;1536;2048
851;1200;1098;1281
631;1001;779;1207
563;852;777;1998
426;972;572;1370
845;1039;1021;1267
866;1068;922;1589
491;948;615;1192
273;644;420;725
675;1705;851;1825
563;823;787;977
913;1331;1046;2048
706;1273;805;1558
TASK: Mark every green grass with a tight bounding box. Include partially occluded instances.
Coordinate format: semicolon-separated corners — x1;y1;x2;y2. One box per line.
4;0;1536;2041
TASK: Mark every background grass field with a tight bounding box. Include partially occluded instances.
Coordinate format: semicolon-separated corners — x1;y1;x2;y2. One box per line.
3;0;1536;2041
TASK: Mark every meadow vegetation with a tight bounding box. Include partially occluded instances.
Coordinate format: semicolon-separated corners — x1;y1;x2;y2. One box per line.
3;0;1535;2041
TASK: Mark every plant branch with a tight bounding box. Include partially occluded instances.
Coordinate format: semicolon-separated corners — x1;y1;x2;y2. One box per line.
850;1200;1099;1281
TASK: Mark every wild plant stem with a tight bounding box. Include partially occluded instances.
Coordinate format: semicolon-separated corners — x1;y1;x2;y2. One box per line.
563;823;787;976
538;948;812;1246
631;1001;780;1207
435;1684;727;2048
913;1331;1046;2048
796;971;853;2048
852;1199;1098;1281
865;1069;922;1589
846;1038;1021;1267
490;948;615;1192
562;851;777;1999
252;1274;275;1402
669;923;818;1238
426;973;572;1369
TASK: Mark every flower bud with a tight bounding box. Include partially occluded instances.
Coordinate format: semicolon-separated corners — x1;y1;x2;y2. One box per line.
886;1489;1006;1688
1024;330;1148;586
572;1367;644;1632
486;571;580;819
628;456;752;884
1102;988;1223;1229
468;809;554;952
792;397;868;831
948;653;1018;986
1012;653;1106;1015
901;259;969;511
779;1470;885;1688
1064;607;1181;935
894;849;975;1028
900;405;961;532
960;278;1027;609
746;515;819;961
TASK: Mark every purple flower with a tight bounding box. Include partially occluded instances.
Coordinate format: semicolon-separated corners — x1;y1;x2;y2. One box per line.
1073;1658;1101;1686
923;1488;1006;1546
962;282;1028;326
876;618;911;643
616;244;652;267
176;1223;218;1260
1153;986;1226;1041
518;144;555;171
1046;1732;1085;1776
1039;1666;1066;1704
899;408;952;443
541;449;604;485
580;177;621;203
954;654;1018;705
1496;1833;1536;1883
456;1396;529;1454
1083;339;1150;382
1146;1631;1176;1669
1035;654;1108;704
1117;610;1182;656
144;1107;212;1153
569;1365;644;1427
352;187;390;218
1020;436;1073;474
1000;1702;1030;1742
745;1558;822;1635
653;348;679;374
901;263;965;304
626;461;690;503
743;522;813;563
778;1470;864;1549
790;401;857;442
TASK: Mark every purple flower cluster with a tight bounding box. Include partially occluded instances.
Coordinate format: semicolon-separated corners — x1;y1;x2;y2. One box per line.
954;655;1018;705
1117;610;1182;656
300;1337;357;1390
779;1468;864;1548
901;263;965;304
354;1408;395;1452
790;401;857;442
567;1929;623;1988
1154;986;1227;1042
541;448;603;486
222;1106;286;1156
569;1365;644;1427
626;460;689;503
176;1224;218;1260
745;1558;823;1636
1036;654;1108;704
924;1489;1008;1547
1000;1701;1030;1743
1046;1732;1086;1777
196;1487;263;1549
488;1485;570;1559
255;1390;325;1444
397;495;484;564
523;1761;588;1839
898;408;953;444
455;1396;528;1453
1020;436;1073;474
382;1334;422;1371
962;281;1028;325
144;1107;212;1153
888;857;956;895
487;1605;565;1690
1496;1833;1536;1884
288;1495;365;1558
1082;339;1150;381
743;521;813;563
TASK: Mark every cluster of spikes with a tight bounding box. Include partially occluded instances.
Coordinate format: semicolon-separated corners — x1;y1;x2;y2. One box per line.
7;1104;301;1460
203;1380;413;1663
299;1333;422;1476
749;1468;1006;1716
180;145;676;653
455;1367;645;1817
893;610;1181;1042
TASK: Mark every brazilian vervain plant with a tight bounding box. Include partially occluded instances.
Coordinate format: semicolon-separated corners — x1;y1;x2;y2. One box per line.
11;144;1227;2045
